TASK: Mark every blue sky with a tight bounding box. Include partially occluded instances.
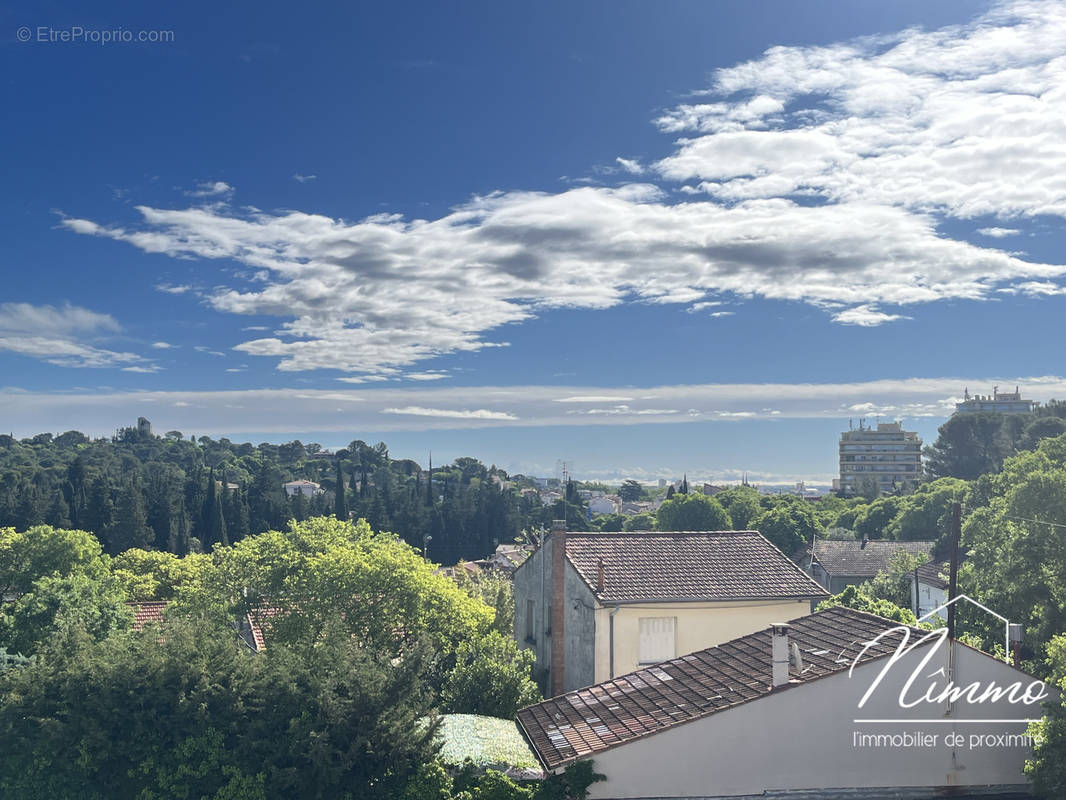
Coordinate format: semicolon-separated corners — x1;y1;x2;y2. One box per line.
3;0;1066;484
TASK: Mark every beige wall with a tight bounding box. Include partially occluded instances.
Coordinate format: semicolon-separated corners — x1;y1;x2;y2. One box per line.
585;639;1051;799
593;598;813;683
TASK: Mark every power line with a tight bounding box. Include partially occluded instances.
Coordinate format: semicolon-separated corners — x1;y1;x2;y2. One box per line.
1006;516;1066;531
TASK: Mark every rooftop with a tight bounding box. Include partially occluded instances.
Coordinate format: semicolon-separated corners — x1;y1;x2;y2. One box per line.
129;600;168;630
811;539;936;578
561;530;828;603
516;606;923;772
916;560;950;590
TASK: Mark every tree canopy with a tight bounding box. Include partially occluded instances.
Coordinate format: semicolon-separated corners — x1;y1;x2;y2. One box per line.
656;493;731;531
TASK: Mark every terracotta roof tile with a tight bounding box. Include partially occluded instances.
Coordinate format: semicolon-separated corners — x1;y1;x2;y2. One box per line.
129;601;168;630
517;606;923;771
564;531;828;602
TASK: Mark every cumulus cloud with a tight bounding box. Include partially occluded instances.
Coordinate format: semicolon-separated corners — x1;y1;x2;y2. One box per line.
0;302;145;368
655;1;1066;221
62;0;1066;376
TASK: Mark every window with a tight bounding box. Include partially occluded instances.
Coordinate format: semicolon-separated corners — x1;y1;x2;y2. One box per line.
525;599;535;642
638;617;676;664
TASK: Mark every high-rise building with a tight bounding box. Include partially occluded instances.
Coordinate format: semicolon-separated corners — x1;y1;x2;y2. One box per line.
954;385;1037;415
838;421;922;495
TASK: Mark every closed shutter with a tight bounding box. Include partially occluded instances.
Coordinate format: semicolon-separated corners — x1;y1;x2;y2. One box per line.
638;617;676;664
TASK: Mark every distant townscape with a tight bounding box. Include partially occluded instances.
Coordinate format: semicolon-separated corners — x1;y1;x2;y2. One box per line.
2;390;1066;798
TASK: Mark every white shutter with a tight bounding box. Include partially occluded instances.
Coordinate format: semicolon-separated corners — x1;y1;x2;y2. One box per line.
638;617;676;664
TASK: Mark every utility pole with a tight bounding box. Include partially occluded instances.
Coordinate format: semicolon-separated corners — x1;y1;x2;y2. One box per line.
947;502;961;641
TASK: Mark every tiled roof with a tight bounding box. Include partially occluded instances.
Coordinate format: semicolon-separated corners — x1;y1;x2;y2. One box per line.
811;539;935;578
129;600;168;630
129;600;266;651
563;531;828;602
517;606;923;771
917;560;950;590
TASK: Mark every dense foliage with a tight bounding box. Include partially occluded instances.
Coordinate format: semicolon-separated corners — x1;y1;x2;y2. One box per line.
0;517;545;799
0;420;556;565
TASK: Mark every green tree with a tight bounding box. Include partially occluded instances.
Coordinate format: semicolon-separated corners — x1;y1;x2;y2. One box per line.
592;513;626;532
656;493;731;531
622;513;656;532
335;460;349;521
0;525;105;598
714;486;762;530
0;617;438;800
618;480;643;502
0;571;131;657
883;477;968;541
1025;633;1066;796
860;550;929;609
754;502;820;554
201;470;228;550
440;631;541;718
959;435;1066;657
925;412;1020;481
110;479;153;554
110;548;211;601
185;517;493;660
815;584;918;625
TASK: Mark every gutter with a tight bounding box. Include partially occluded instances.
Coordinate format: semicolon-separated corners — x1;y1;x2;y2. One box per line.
608;604;621;679
596;594;827;605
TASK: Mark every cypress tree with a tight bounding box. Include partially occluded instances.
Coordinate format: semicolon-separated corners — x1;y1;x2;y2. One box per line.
335;461;349;521
201;469;228;549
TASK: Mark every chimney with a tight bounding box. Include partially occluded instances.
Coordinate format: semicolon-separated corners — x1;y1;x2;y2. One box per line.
550;519;567;697
597;558;605;594
771;623;791;689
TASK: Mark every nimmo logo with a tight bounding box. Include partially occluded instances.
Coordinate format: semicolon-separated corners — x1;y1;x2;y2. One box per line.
848;624;1047;716
846;595;1049;743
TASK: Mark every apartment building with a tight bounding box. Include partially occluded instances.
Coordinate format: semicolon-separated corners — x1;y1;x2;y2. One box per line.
838;421;921;495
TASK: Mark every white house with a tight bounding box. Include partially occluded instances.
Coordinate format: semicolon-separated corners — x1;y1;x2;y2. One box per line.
282;479;321;497
518;606;1056;799
588;496;619;516
513;523;828;696
911;560;950;619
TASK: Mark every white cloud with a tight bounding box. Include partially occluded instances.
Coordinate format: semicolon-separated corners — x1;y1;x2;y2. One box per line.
151;341;178;349
709;311;735;318
615;157;646;175
186;181;234;197
121;365;163;373
3;376;1063;435
1016;281;1066;296
977;227;1022;238
655;1;1066;222
380;406;519;421
0;302;145;368
831;304;909;326
156;284;192;295
63;190;1058;373
554;395;636;403
293;173;318;183
62;1;1066;376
